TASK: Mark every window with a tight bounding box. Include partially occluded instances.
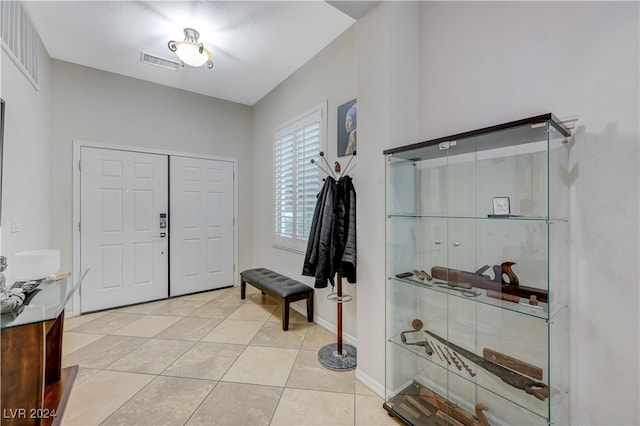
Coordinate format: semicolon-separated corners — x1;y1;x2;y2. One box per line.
0;1;40;89
273;103;326;252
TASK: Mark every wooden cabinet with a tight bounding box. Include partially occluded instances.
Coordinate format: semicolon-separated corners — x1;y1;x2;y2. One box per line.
1;272;85;425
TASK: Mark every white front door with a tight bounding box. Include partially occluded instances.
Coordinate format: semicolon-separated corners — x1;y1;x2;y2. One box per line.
80;147;169;312
170;156;234;296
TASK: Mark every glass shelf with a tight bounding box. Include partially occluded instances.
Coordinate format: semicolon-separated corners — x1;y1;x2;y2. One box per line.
388;276;560;321
1;270;88;329
384;114;570;426
387;214;568;223
387;336;563;422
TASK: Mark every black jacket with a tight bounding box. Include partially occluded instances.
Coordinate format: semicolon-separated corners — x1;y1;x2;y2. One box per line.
302;176;356;288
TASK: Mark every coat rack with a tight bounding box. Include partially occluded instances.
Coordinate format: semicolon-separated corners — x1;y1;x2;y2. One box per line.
309;152;357;371
310;150;357;180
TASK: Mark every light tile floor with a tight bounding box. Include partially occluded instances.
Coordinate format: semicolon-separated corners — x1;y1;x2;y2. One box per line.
61;285;402;426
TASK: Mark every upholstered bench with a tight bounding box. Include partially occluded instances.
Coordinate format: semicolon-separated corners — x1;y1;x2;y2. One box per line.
240;268;314;331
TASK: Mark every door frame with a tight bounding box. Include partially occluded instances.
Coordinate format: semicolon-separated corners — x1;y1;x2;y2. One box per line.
71;140;238;317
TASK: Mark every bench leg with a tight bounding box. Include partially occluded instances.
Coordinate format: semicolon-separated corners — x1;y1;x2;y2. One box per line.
306;293;314;323
241;280;247;300
283;299;290;331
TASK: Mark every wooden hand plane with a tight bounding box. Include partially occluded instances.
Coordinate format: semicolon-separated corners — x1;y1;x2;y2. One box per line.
431;262;548;303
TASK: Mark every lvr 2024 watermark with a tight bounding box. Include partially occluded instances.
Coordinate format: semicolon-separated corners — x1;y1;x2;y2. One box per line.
3;408;57;420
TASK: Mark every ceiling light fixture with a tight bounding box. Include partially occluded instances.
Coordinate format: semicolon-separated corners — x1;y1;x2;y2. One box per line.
168;28;213;69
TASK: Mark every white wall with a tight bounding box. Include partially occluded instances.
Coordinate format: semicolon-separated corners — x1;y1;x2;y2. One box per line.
0;38;52;264
353;1;423;395
48;60;254;286
251;26;358;339
2;3;637;423
412;2;638;424
251;7;640;424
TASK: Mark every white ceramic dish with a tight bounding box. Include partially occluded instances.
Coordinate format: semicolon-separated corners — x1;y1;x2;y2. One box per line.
12;249;61;281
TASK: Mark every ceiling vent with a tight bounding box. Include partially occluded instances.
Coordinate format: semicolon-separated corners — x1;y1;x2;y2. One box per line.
140;52;180;72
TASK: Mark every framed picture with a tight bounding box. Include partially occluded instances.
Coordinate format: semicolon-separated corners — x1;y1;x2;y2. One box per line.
492;196;510;216
337;98;356;157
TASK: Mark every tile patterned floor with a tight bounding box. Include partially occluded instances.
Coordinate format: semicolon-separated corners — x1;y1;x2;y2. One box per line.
61;285;402;425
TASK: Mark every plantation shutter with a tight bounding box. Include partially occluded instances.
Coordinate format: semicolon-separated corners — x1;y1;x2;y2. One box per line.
274;108;323;251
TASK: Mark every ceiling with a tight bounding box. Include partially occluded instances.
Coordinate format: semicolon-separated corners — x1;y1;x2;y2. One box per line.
24;1;376;106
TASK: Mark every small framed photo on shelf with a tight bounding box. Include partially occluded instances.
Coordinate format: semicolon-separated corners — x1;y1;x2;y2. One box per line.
492;196;510;216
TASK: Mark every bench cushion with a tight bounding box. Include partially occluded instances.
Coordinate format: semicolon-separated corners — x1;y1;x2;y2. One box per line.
240;268;313;298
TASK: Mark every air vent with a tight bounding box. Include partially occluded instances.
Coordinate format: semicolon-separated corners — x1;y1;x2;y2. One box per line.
140;52;180;72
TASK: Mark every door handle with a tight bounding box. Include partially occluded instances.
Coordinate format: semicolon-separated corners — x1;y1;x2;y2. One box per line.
153;232;167;238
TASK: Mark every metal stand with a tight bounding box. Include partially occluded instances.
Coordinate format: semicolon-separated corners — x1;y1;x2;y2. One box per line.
318;272;357;371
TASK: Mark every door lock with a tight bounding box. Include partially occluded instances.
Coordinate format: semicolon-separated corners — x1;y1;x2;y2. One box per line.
160;213;167;229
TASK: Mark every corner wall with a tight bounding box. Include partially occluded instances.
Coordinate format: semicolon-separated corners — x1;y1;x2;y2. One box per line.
353;1;639;422
0;38;52;261
354;1;422;394
251;26;358;339
415;2;638;424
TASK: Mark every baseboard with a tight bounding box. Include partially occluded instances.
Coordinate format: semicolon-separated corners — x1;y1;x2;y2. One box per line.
291;305;385;399
312;311;358;348
355;368;386;399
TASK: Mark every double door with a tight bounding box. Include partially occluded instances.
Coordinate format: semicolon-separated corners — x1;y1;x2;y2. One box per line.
80;147;234;312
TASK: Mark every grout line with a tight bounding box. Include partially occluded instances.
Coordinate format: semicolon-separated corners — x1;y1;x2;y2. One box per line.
96;371;158;425
62;287;373;426
182;379;221;426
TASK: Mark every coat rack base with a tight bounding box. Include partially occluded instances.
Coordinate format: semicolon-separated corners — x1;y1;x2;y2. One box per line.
318;343;357;371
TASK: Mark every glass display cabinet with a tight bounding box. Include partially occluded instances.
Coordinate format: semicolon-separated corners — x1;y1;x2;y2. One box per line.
383;114;571;426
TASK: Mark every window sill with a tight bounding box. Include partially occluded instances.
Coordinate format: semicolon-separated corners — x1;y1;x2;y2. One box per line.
272;243;306;255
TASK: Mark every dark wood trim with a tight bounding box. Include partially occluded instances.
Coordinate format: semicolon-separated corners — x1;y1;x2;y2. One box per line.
44;313;64;385
383;113;570;156
0;322;45;426
43;365;78;426
1;310;76;426
337;274;343;353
